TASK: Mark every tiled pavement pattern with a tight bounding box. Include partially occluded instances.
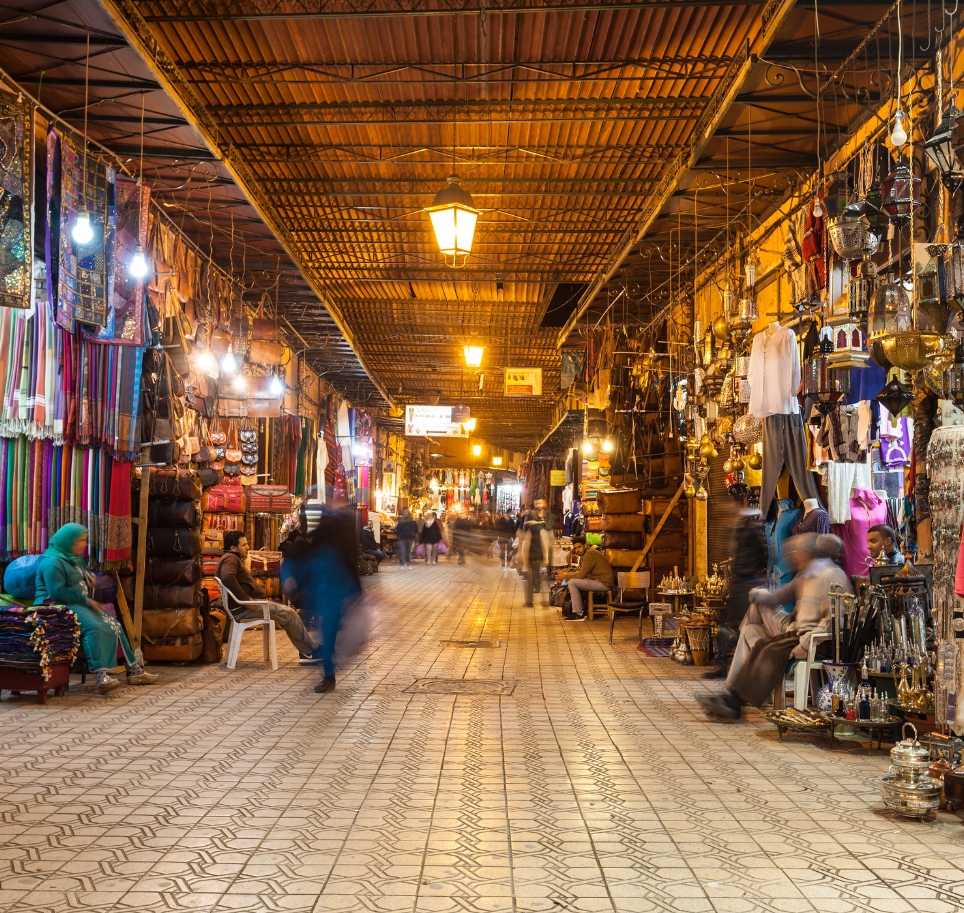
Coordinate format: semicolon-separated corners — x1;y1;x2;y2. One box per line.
1;562;963;913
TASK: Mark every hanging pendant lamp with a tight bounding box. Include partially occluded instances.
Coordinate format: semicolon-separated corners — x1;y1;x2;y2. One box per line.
924;102;964;194
425;175;480;268
881;156;921;228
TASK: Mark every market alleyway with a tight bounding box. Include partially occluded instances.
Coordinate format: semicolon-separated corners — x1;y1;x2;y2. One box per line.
0;562;961;913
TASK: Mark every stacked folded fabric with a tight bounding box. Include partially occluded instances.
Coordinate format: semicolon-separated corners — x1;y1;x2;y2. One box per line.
0;605;80;680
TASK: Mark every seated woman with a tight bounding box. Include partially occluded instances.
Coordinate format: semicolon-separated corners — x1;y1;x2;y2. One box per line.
35;524;157;694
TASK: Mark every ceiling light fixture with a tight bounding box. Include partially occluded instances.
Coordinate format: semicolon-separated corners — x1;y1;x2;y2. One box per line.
425;175;480;267
463;345;484;367
472;444;482;457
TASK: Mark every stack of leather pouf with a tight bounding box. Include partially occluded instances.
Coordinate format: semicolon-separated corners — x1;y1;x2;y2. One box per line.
598;488;645;570
140;468;204;662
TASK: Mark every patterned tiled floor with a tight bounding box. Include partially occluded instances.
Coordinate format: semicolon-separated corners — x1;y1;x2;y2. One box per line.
1;561;963;913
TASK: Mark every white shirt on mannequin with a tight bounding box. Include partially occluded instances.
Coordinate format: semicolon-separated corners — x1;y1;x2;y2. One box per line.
747;323;801;418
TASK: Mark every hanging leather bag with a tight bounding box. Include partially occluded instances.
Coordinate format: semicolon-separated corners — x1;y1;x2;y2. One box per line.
145;556;202;586
143;585;201;610
145;527;202;558
146;499;202;529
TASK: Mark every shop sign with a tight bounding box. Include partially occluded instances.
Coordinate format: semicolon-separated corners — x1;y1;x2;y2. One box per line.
505;367;543;396
549;469;567;486
405;405;469;437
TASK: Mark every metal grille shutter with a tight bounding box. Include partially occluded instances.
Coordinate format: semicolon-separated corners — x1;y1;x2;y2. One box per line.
706;454;733;569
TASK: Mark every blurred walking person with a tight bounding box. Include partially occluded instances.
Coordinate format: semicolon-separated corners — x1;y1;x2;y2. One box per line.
281;512;364;694
420;510;443;564
396;509;417;569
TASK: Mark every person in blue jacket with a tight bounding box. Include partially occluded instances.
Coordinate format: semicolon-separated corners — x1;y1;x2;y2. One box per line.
35;523;157;694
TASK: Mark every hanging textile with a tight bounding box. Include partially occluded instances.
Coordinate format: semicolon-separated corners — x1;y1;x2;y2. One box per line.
0;90;33;310
74;341;143;460
58;137;110;329
84;173;148;346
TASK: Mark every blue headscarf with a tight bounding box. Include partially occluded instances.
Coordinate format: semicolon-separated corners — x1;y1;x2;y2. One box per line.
44;523;89;567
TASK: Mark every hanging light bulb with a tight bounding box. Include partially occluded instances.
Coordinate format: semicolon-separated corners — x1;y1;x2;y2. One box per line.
581;439;593;454
221;347;239;374
72;207;93;245
602;438;614;453
812;194;825;219
745;252;759;290
194;349;217;377
472;444;482;457
269;374;284;397
891;109;908;147
129;244;149;279
233;373;247;392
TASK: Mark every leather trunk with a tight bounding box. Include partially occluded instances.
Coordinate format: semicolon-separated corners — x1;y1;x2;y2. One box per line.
147;499;202;528
201;608;226;663
601;531;643;550
145;527;202;558
145;556;202;586
142;607;203;640
597;489;643;514
142;633;203;662
143;584;200;610
141;468;202;501
600;513;646;532
604;549;646;569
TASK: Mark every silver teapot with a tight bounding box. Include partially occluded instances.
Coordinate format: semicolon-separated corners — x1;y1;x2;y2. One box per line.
889;723;931;783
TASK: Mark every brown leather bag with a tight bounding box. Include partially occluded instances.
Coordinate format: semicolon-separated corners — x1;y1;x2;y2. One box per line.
145;556;202;586
143;633;203;662
142;607;202;640
142;468;202;501
145;527;202;558
201;608;226;664
251;318;281;342
143;585;200;610
147;499;202;529
247;339;283;364
601;531;644;550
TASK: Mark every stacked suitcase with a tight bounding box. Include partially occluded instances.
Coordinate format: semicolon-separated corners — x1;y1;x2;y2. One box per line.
140;468;205;662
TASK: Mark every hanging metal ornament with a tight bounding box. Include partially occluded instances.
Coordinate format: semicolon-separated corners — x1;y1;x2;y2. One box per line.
876;376;915;415
924;101;964;194
802;336;848;415
943;338;964;405
917;244;956;334
881;156;922;228
946;216;964;313
828;204;873;261
867;274;911;340
849;250;879;330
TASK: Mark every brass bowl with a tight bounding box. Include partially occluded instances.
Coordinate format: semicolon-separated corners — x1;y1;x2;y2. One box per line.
876;331;944;372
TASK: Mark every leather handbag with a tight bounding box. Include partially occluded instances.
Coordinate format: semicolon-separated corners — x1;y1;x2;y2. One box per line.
239;429;257;443
147;498;202;528
240;468;257;484
251;317;281;342
145;556;202;586
203;512;242;532
202;484;245;513
247;339;284;364
241;453;258;466
210;429;227;445
249;549;283;576
245;398;283;418
223;461;241;477
196;445;216;463
226;448;242;463
201;607;226;663
143;586;200;610
241;441;258;453
143;468;202;501
219;397;246;418
145;527;202;558
247;485;292;513
600;531;644;550
197;467;220;488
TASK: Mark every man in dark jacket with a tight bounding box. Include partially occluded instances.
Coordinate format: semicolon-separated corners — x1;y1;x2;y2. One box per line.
395;509;418;568
360;521;386;564
216;531;321;662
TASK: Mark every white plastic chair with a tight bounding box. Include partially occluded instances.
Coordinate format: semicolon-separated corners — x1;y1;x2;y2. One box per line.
778;630;832;710
215;578;278;671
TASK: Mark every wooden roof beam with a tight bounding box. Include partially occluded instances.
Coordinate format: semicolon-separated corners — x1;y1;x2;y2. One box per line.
555;0;798;348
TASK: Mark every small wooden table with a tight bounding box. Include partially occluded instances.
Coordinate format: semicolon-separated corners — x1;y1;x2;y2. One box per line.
0;661;71;704
828;716;901;750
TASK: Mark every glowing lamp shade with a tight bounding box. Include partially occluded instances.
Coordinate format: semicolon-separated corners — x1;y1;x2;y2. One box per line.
129;245;149;279
233;373;247;392
221;348;239;374
269;375;284;396
463;345;484;367
194;349;217;377
464;417;477;433
602;438;614;453
472;444;482;457
72;208;94;245
425;176;480;267
492;456;503;466
581;440;593;454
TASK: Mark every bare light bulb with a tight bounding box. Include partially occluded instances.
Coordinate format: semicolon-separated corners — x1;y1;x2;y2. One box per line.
269;375;284;396
581;440;593;454
72;208;93;245
233;373;247;392
221;349;238;374
602;438;614;453
812;196;824;219
891;110;908;147
195;350;216;376
129;245;149;278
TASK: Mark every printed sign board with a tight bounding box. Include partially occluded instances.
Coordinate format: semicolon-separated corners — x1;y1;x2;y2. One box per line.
505;367;543;396
405;405;469;437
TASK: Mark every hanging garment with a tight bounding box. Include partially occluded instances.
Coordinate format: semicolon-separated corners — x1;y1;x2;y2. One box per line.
801;195;826;296
814;402;872;463
793;507;830;536
824;454;874;523
845;360;887;405
747;324;801;418
880;408;913;468
837;488;888;577
764;499;801;589
760;413;822;518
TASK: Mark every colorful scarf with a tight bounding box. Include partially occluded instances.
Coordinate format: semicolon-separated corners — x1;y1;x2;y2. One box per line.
0;91;33;310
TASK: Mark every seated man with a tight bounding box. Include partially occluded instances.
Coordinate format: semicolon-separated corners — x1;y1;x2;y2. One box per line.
697;533;851;719
360;521;386;564
556;535;614;620
216;531;322;663
867;524;903;566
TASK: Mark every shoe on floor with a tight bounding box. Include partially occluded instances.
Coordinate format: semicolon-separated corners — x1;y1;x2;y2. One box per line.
299;646;326;666
94;674;120;694
314;676;336;694
701;666;727;680
562;611;586;621
696;691;742;720
523;602;533;607
126;671;158;685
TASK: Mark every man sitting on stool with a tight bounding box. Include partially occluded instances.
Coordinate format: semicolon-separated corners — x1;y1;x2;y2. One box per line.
217;531;323;664
360;520;386;565
555;536;614;620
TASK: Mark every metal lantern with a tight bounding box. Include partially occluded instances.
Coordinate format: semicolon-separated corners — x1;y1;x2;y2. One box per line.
852;185;887;238
917;244;955;334
945;338;964;405
946;216;964;311
828;205;872;261
876;376;914;415
881;157;922;228
849;252;878;329
868;275;911;339
923;102;964;194
802;337;847;415
424;175;480;267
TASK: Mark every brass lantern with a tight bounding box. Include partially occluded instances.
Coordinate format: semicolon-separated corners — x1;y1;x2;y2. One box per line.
849;251;878;329
923;102;964;194
881;157;922;228
868;275;911;340
945;216;964;312
802;336;848;415
917;244;955;334
944;338;964;405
